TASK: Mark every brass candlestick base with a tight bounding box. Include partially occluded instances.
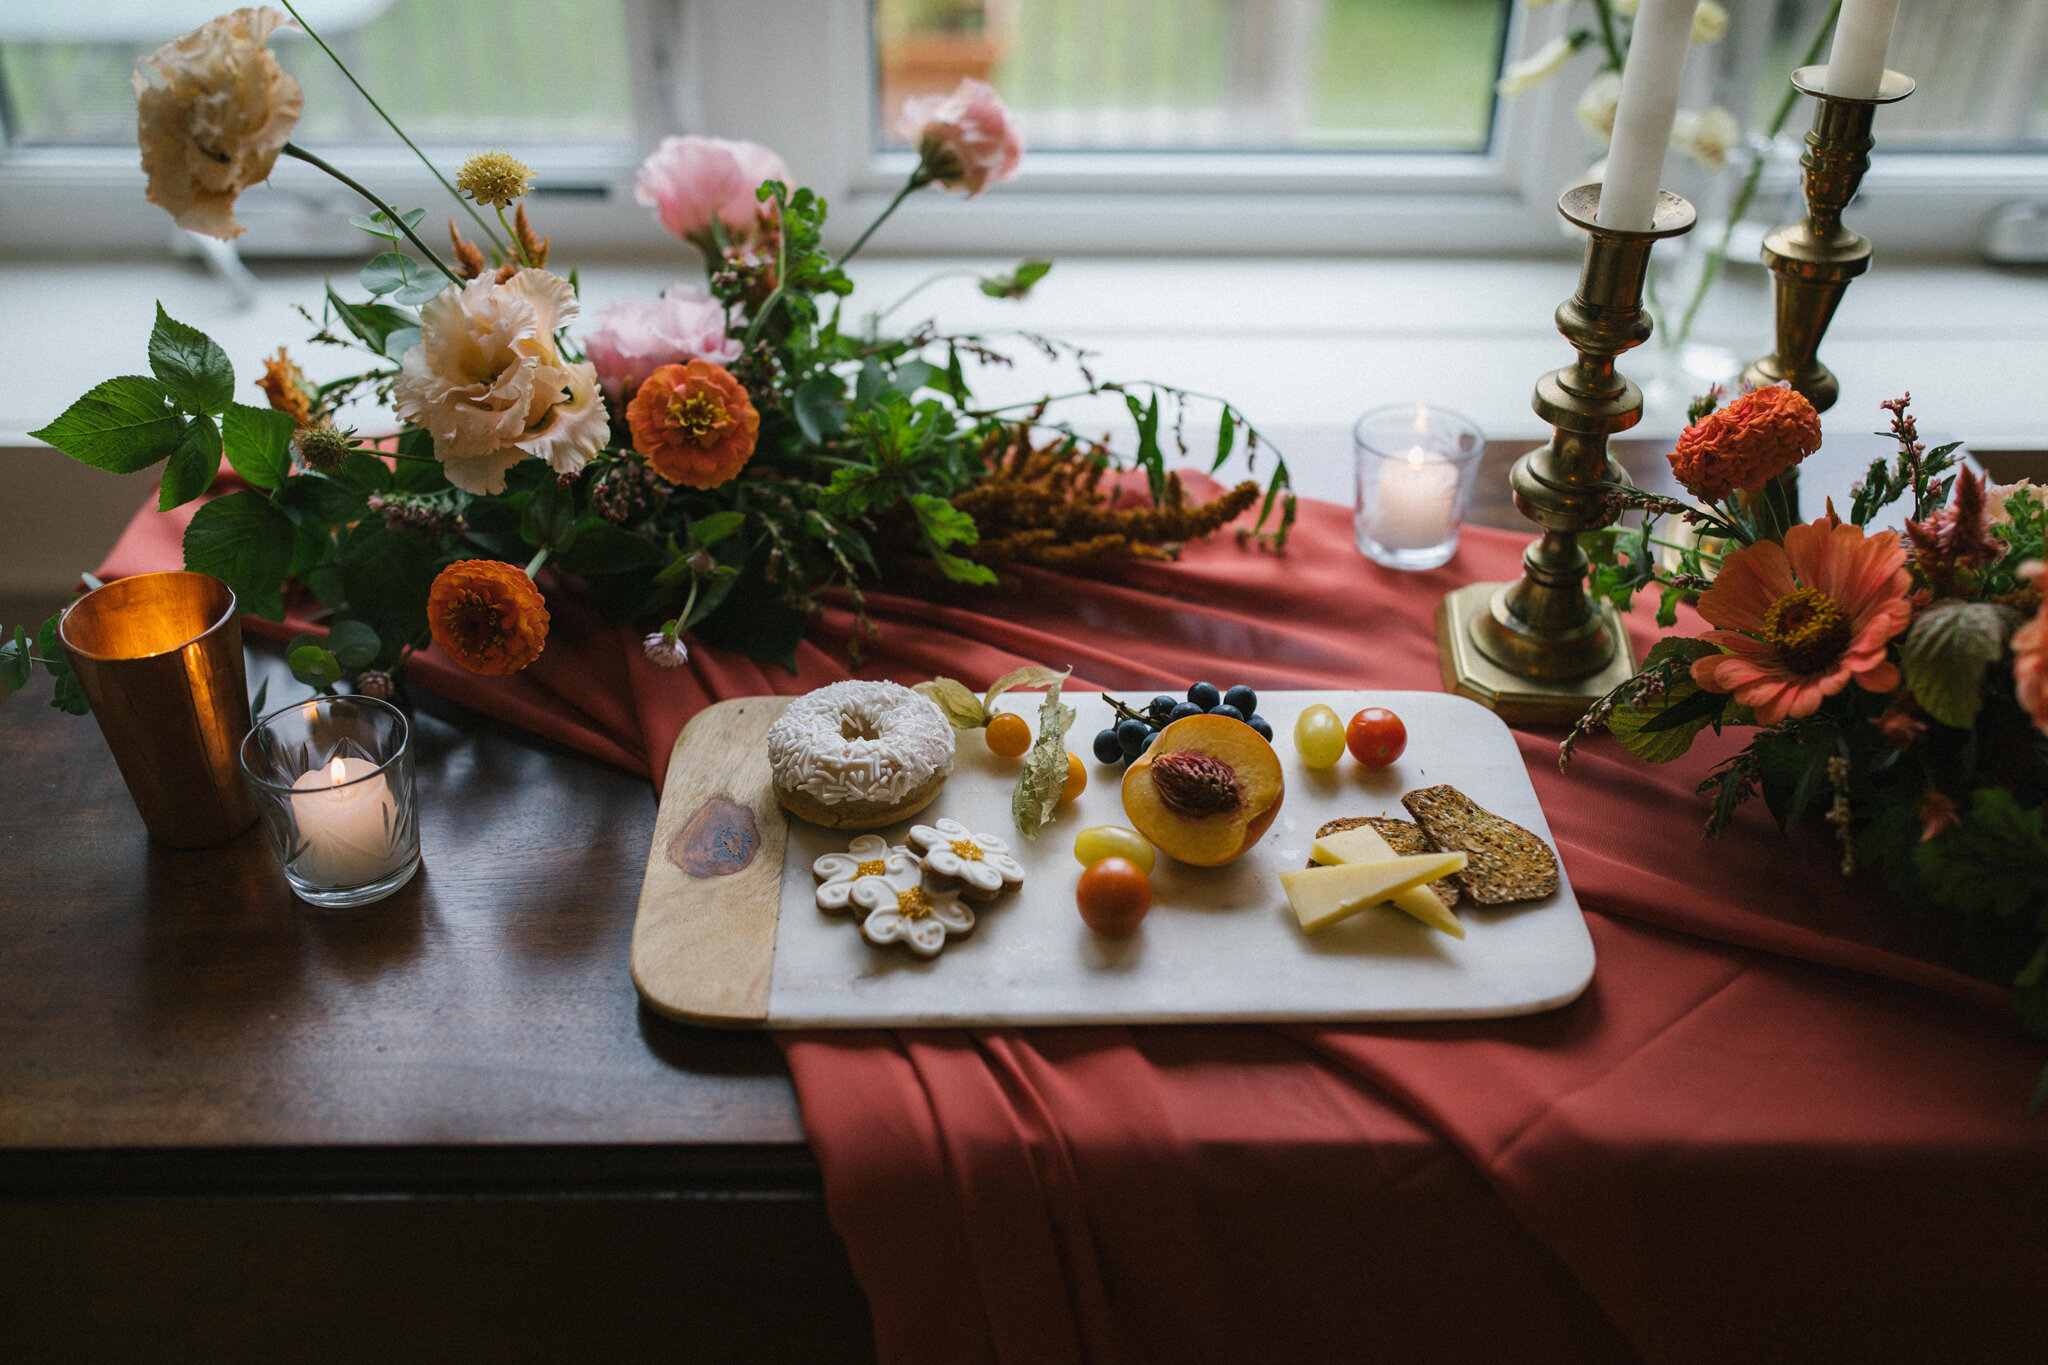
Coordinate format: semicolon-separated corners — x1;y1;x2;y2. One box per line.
1439;184;1695;725
1741;65;1914;412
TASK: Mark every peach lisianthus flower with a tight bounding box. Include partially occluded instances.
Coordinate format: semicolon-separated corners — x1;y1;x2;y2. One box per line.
583;286;740;405
897;78;1023;196
627;360;760;490
634;136;791;254
391;268;608;495
1668;384;1823;504
132;7;303;241
1691;518;1913;725
428;560;550;676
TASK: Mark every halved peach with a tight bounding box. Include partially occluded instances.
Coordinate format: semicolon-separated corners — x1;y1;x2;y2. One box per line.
1121;714;1284;867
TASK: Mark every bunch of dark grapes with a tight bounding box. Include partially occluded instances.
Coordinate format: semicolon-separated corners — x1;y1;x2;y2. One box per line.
1091;682;1272;765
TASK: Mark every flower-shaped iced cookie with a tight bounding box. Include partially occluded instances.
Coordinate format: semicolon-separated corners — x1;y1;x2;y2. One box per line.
813;834;916;918
848;855;975;957
906;818;1025;903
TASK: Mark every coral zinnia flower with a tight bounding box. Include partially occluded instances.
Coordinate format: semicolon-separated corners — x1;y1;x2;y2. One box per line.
427;560;550;675
2010;564;2048;734
1690;518;1913;724
627;360;759;490
1668;384;1823;504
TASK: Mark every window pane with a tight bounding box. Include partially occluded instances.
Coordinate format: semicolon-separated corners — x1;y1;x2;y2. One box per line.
875;0;1511;152
0;0;630;148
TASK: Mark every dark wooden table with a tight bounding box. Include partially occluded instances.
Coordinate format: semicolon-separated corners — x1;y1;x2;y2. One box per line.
5;437;2036;1362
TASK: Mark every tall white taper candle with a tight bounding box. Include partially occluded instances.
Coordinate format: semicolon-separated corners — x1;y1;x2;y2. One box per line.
1595;0;1700;232
1824;0;1901;99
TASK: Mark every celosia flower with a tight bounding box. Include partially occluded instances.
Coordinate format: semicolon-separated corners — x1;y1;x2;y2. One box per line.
643;626;690;669
2009;563;2048;734
257;347;315;427
1497;36;1575;96
1671;105;1740;171
456;150;535;208
1691;518;1913;724
633;136;790;254
132;7;304;241
428;560;550;675
583;286;740;404
1917;790;1960;843
1575;72;1623;141
1667;384;1823;504
392;268;609;495
897;78;1023;197
627;360;759;490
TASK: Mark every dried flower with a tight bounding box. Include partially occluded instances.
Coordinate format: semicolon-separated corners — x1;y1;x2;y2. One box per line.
1871;702;1929;750
1667;384;1823;504
448;219;488;280
633;136;790;254
354;669;395;701
626;360;760;490
293;424;354;472
512;203;549;268
456;150;535;208
642;626;690;669
427;560;549;675
1691;518;1913;725
132;7;303;240
1917;790;1960;844
257;347;316;427
897;78;1023;197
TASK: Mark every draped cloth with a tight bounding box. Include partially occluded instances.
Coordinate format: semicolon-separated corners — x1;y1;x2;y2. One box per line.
100;477;2047;1363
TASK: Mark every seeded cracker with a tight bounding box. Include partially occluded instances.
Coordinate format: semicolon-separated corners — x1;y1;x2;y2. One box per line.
1399;786;1558;905
1310;816;1462;907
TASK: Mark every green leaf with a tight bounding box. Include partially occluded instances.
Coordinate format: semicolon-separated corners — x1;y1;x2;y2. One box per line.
520;474;577;550
249;675;269;718
275;470;371;527
147;304;234;415
220;402;294;489
288;643;343;693
337;522;436;663
555;522;661;576
688;511;746;548
182;490;295;621
324;619;381;670
349;207;424;241
978;259;1051;300
1010;670;1076;840
1914;787;2048;919
325;282;418;357
1;625;31;691
1902;598;2017;729
158;415;222;512
1212;408;1236;472
51;669;91;715
792;372;848;444
359;251;437;301
1125;391;1165;504
36;615;67;676
30;375;183;472
1608;641;1724;763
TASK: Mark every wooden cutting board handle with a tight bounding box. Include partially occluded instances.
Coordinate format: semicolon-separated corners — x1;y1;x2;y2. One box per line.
630;696;793;1027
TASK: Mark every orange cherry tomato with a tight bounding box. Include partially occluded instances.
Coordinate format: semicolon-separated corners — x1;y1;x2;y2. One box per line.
984;711;1032;758
1345;707;1407;768
1060;750;1087;803
1076;856;1152;936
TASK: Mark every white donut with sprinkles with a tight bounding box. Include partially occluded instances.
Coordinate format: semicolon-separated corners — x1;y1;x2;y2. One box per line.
766;680;956;829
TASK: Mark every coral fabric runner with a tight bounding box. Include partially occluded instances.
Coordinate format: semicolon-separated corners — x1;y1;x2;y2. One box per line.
98;478;2047;1362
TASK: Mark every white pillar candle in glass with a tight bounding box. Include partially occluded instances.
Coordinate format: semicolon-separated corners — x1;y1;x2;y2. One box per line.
1596;0;1700;232
290;755;401;887
1376;447;1461;550
1824;0;1901;99
1354;404;1485;571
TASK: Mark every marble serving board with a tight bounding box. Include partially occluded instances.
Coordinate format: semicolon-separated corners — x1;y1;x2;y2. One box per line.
631;690;1592;1029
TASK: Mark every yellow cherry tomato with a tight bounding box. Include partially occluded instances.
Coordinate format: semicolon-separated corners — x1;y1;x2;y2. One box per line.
1293;704;1346;769
1061;751;1087;803
1072;824;1156;875
984;711;1032;758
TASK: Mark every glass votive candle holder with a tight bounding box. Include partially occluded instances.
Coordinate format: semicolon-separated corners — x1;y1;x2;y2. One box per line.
1354;404;1486;571
239;695;421;908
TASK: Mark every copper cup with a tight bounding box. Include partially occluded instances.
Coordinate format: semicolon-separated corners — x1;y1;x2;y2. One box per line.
59;571;260;849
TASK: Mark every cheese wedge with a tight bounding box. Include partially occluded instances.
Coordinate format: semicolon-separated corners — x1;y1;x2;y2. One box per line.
1279;851;1468;934
1310;827;1466;939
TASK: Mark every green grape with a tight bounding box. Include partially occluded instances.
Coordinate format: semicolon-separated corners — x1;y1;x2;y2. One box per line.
1072;824;1156;875
1293;704;1346;769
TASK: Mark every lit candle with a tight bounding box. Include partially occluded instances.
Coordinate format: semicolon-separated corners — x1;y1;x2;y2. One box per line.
1824;0;1900;99
1597;0;1700;232
289;755;401;887
1374;446;1460;550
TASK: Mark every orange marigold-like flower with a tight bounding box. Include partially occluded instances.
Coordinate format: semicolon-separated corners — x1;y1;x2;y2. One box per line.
1691;517;1913;725
1667;384;1823;504
257;347;315;428
626;359;759;490
427;559;550;675
2010;562;2048;734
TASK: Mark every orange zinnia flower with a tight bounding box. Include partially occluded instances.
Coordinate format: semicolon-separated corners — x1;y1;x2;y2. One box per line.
2010;563;2048;734
626;359;759;490
1668;384;1822;504
1690;518;1912;725
427;559;550;675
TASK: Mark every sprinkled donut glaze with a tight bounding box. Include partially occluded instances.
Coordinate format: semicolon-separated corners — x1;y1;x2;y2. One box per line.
766;680;956;808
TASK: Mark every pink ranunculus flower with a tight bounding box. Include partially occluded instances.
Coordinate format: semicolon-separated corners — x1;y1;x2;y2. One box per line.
633;136;791;254
895;77;1023;197
583;286;741;405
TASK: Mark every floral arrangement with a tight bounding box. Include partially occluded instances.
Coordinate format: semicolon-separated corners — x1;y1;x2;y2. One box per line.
2;5;1289;709
1566;386;2048;1104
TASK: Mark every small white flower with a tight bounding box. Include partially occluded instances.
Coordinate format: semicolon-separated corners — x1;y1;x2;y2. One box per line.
1575;71;1624;141
1671;105;1741;171
1497;35;1577;97
642;628;690;669
1692;1;1729;45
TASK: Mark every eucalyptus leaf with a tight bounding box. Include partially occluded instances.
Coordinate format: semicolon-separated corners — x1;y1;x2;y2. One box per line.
1010;670;1076;840
324;619;382;670
288;644;342;692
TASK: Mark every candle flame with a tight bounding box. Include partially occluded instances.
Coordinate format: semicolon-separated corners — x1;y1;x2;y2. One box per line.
1406;445;1428;467
328;757;347;787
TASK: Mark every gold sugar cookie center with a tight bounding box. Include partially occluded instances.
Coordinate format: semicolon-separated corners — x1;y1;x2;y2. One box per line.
896;886;934;919
949;838;984;862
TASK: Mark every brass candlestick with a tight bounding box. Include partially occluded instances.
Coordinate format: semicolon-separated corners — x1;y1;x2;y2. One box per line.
1741;65;1915;412
1438;184;1695;725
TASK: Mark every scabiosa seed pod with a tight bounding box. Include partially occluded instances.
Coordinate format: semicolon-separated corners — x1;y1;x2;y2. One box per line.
295;424;355;472
354;669;395;701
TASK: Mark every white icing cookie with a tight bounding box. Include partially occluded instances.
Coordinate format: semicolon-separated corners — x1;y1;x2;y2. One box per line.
906;818;1026;903
846;854;975;958
812;834;916;918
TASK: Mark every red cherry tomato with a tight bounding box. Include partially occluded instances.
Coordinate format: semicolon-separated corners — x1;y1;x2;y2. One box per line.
1345;707;1407;768
1076;857;1152;936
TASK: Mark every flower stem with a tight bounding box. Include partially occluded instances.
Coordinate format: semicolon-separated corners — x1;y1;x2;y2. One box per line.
838;170;930;269
871;268;978;330
276;0;510;257
281;143;462;285
524;546;551;579
741;186;796;353
1589;0;1626;72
